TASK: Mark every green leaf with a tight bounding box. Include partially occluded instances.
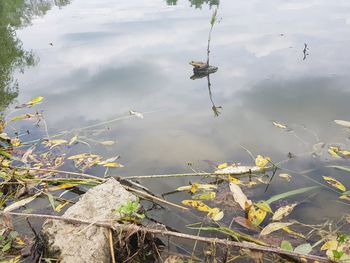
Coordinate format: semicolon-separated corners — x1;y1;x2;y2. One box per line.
0;150;12;159
255;201;273;213
2;240;12;252
333;250;344;259
47;193;56;212
294;243;312;255
265;186;320;204
281;240;293;251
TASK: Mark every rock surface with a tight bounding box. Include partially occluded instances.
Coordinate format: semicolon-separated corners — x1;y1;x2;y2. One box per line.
41;178;135;263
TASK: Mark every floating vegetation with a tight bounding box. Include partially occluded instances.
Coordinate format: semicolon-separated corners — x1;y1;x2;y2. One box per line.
0;96;350;262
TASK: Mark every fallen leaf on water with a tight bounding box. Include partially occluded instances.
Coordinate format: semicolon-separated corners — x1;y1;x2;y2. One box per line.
217;162;229;169
10;138;21;147
283;226;305;239
27;96;44;106
260;222;293;236
328;146;341;158
99;140;116;146
255;155;271;168
272;203;297;221
43;139;68;149
334;119;350;128
339;150;350;157
208;208;224;221
49;183;78;191
4;193;40;213
181;200;223;221
247;206;267;226
234;216;259;231
294;243;312;255
102;162;124;168
272;121;287;129
10;114;35;122
255;201;273;213
228;176;242;185
69;135;78;145
280;240;293;251
323;176;346;192
176;183;217;192
229;182;252;210
192;192;216;200
279;173;291;182
129;110;144;119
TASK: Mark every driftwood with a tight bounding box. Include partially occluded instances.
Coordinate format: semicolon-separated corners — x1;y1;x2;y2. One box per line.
2;212;334;263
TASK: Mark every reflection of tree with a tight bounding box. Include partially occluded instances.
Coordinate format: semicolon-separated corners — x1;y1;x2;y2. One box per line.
206;75;222;117
0;0;71;111
189;0;219;8
165;0;219;8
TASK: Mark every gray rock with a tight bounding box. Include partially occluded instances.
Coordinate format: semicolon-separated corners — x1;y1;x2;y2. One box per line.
41;178;136;263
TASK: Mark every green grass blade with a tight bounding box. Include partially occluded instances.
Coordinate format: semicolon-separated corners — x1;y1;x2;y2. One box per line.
265;186;320;204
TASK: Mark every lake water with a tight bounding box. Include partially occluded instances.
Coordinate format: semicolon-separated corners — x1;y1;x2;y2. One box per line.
2;0;350;260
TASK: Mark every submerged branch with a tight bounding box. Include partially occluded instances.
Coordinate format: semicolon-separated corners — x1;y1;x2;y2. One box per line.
3;212;333;263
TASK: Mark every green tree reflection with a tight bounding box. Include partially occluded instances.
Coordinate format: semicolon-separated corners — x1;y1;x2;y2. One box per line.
0;0;71;111
166;0;219;8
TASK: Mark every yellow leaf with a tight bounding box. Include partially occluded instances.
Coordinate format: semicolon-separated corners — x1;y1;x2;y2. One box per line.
283;226;305;239
328;147;341;158
208;208;224;221
323;176;346;192
320;240;337;251
217;162;229;169
27;96;44;106
192;192;216;200
103;162;124;168
11;138;21;147
272;121;287;129
247;206;267;226
255;201;273;213
228;176;241;185
260;222;293;236
55;201;70;212
340;150;350;156
340;195;350;201
181;200;211;212
14;237;25;245
255;155;271;168
49;183;77;191
69;135;78;145
272;203;297;221
190;183;199;193
10;113;35;122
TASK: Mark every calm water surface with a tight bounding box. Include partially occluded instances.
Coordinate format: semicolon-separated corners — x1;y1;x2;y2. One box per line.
2;0;350;251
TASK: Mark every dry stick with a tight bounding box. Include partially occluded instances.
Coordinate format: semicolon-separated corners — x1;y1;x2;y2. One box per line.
1;164;186;211
3;212;333;263
2;165;104;182
109;229;116;263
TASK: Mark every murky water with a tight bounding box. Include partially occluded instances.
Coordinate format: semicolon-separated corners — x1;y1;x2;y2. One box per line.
2;0;350;259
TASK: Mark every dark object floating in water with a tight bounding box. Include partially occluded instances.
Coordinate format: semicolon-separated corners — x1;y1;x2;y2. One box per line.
189;61;218;79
